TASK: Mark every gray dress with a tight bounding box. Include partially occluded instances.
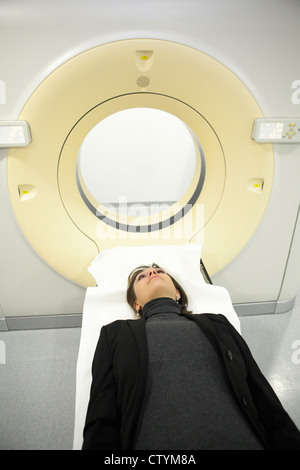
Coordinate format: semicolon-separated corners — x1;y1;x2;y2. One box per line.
133;297;264;450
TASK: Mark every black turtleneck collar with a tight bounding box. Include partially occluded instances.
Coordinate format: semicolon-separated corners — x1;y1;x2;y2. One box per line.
141;297;181;320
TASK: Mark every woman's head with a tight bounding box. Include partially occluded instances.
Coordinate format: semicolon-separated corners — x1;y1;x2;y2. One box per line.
126;263;190;316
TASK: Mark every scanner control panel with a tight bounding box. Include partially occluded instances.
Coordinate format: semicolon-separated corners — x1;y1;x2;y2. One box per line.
252;118;300;143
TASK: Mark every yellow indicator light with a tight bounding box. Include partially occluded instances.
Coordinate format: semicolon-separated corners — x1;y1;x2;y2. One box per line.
18;184;38;201
141;55;148;60
247;178;264;193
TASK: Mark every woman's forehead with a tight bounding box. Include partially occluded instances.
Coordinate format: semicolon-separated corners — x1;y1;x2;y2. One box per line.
131;265;150;276
128;266;149;283
130;265;165;280
134;266;154;278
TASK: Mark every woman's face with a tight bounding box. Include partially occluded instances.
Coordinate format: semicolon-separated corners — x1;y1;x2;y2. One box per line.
133;267;180;312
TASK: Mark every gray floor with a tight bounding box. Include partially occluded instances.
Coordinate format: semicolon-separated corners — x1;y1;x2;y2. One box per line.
240;292;300;431
0;327;81;450
0;292;299;450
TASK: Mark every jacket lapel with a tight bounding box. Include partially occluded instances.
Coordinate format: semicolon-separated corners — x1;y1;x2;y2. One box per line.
182;312;224;356
182;312;269;447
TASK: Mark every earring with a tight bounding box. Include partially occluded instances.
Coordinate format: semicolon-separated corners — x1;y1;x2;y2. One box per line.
176;296;180;303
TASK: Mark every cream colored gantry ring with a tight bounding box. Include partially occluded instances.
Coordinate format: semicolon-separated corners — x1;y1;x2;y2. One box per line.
7;39;273;286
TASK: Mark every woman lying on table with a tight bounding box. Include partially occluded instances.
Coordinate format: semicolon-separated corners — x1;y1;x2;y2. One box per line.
82;264;300;450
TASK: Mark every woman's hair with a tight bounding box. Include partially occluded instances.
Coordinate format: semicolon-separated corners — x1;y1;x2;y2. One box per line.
126;263;191;316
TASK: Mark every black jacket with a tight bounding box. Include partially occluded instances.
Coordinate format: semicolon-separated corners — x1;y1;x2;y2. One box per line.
82;312;300;450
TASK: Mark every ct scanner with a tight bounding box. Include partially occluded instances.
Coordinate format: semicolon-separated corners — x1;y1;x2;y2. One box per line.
0;0;300;331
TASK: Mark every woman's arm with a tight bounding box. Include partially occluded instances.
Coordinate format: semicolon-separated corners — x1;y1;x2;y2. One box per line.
225;318;300;450
82;326;120;450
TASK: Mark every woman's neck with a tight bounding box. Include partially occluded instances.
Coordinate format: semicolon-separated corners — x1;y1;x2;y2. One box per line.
141;297;181;319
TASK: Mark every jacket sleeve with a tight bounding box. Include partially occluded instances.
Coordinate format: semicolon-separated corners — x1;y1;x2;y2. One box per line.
224;317;300;450
82;326;120;450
